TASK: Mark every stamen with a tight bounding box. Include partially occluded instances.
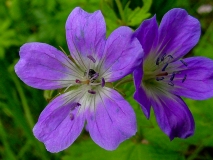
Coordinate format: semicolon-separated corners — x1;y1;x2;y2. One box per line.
101;78;105;87
168;81;174;86
170;73;175;81
77;102;81;106
156;57;160;65
89;82;101;86
162;63;169;71
182;74;187;83
161;54;166;61
88;90;96;94
156;77;164;81
64;84;73;92
156;72;168;76
76;79;81;83
180;60;188;66
90;73;99;81
87;55;96;63
167;55;173;59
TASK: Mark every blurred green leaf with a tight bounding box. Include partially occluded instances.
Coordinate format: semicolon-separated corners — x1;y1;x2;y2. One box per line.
62;138;185;160
194;21;213;59
100;0;120;36
124;0;152;26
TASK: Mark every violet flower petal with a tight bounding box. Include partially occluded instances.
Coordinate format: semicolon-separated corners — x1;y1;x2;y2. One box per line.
158;8;200;60
151;92;194;140
133;15;158;59
133;64;151;119
66;7;106;68
33;92;85;153
101;26;143;82
134;87;151;119
170;57;213;100
86;88;137;150
15;42;79;90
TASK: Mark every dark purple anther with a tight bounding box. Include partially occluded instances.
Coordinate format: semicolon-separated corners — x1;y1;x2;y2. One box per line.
87;55;96;63
101;78;105;87
76;79;81;83
162;63;169;71
156;57;160;65
167;55;173;59
168;81;174;86
88;90;96;94
161;54;166;61
156;77;164;81
180;60;188;66
170;73;175;81
77;102;81;106
182;74;187;83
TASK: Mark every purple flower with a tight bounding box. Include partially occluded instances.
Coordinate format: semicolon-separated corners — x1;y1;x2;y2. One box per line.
133;8;213;140
15;7;143;152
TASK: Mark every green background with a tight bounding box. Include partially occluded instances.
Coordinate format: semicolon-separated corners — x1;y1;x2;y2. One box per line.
0;0;213;159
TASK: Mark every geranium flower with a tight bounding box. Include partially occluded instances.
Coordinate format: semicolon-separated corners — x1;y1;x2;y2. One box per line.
15;7;143;152
133;8;213;140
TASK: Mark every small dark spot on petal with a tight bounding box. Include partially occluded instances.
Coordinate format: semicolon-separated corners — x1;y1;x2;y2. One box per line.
70;113;74;120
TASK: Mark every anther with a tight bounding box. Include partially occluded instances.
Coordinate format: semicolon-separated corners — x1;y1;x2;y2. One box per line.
168;81;174;86
88;90;96;94
161;54;166;61
156;77;164;81
87;55;96;63
77;102;81;106
101;78;105;87
180;60;188;66
156;57;160;65
76;79;81;83
167;55;173;59
162;63;169;71
170;73;175;81
182;74;187;83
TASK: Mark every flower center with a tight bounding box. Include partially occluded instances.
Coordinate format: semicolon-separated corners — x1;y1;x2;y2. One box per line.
143;53;188;89
74;55;105;94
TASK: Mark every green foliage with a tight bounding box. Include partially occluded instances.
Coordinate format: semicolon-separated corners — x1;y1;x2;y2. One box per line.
62;138;185;160
1;0;213;159
100;0;152;35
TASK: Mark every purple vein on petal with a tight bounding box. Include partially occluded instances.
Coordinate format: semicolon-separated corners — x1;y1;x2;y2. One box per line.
101;47;135;78
96;36;120;74
34;50;81;76
99;88;126;115
71;34;87;69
